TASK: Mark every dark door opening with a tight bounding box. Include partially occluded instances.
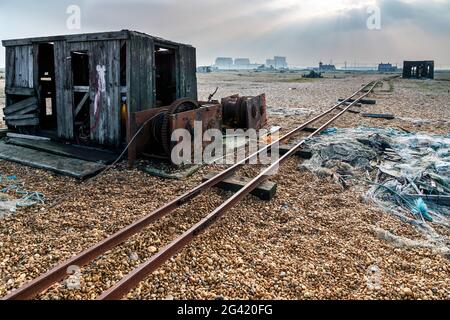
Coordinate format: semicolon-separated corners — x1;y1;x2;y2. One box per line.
71;51;91;143
38;43;56;130
155;46;177;107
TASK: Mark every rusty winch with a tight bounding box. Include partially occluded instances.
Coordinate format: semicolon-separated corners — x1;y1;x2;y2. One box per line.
221;94;267;130
129;94;267;163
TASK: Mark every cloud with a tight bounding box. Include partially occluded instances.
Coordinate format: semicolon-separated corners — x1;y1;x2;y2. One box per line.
0;0;449;68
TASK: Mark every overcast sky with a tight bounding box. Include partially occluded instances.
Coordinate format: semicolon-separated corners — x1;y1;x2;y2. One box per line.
1;0;449;68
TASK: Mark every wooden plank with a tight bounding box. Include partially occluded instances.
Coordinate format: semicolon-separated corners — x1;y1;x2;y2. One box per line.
2;31;130;47
203;173;277;201
0;142;106;180
74;92;89;116
5;87;34;96
4;97;38;115
6;118;39;127
362;113;395;120
338;98;376;105
182;46;198;100
13;103;39;116
12;45;34;89
5;113;38;121
54;41;74;139
129;35;154;113
73;86;90;93
5;47;15;91
5;138;118;164
6;133;50;141
73;86;126;94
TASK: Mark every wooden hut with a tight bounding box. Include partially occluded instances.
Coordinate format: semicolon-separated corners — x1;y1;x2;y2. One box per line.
2;30;197;148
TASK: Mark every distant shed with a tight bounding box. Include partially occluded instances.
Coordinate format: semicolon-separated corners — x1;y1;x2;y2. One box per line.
2;30;197;148
403;61;434;79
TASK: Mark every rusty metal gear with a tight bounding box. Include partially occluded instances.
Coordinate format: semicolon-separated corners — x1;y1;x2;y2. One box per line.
160;98;199;155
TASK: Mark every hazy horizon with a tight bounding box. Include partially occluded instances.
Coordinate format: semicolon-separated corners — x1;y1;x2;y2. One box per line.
1;0;450;69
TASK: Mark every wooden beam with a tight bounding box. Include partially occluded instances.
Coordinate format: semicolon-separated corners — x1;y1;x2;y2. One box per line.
5;113;38;121
362;113;395;120
6;118;39;127
203;173;277;201
2;30;130;47
73;86;127;93
74;92;89;116
6;133;50;141
5;87;35;96
338;98;377;105
4;97;38;115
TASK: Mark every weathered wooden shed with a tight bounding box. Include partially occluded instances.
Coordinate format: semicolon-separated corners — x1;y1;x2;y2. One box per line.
2;30;197;148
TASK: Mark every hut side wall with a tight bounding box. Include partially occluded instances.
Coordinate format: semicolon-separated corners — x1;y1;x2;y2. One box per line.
54;41;73;139
54;40;122;145
128;34;154;113
179;45;197;101
5;45;34;91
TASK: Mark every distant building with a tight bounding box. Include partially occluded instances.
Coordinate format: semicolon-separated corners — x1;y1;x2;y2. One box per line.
378;63;398;72
234;58;251;66
319;61;336;72
264;56;288;69
403;61;434;79
215;57;233;70
274;56;288;69
266;59;275;68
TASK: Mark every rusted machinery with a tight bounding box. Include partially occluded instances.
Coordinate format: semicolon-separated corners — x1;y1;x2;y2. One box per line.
221;94;267;130
129;99;222;162
129;94;267;164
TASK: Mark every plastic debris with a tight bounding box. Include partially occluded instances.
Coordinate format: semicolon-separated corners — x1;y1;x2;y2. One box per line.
412;198;433;222
300;127;450;254
0;173;45;218
320;128;337;135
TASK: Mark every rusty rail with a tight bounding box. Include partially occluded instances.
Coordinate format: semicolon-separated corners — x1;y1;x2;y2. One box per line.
3;81;379;300
98;81;380;300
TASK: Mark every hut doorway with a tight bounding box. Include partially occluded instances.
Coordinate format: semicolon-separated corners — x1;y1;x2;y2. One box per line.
37;43;57;130
71;51;91;142
155;45;177;107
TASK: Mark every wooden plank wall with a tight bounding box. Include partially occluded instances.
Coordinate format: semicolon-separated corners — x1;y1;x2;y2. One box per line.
54;41;73;139
54;40;122;145
128;34;154;113
179;45;198;101
88;41;121;146
5;45;34;94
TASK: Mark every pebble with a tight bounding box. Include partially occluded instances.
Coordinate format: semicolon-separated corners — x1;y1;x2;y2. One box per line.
401;287;413;297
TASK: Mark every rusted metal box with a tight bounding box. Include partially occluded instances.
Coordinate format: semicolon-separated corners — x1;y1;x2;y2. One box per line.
221;94;267;130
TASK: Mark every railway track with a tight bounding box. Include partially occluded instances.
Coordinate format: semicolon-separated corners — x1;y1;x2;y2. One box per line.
3;79;382;300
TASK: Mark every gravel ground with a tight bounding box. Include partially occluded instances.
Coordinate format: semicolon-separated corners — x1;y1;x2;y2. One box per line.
0;73;449;300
